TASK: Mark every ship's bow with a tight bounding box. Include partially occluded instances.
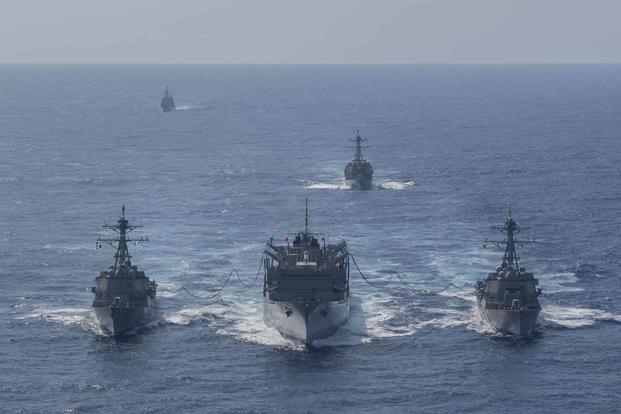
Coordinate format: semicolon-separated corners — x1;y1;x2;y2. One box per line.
264;298;350;345
93;302;153;336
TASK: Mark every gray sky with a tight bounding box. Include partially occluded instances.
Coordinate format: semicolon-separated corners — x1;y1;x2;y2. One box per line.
1;0;620;64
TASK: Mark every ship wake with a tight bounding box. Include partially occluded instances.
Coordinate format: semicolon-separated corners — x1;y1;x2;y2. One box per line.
434;286;621;334
20;273;619;344
542;305;621;329
161;292;465;349
17;306;169;337
17;307;103;335
174;104;215;111
376;180;416;190
304;180;415;191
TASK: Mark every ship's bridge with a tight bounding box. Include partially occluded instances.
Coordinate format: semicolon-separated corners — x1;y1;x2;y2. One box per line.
264;232;348;270
488;263;535;280
271;232;324;268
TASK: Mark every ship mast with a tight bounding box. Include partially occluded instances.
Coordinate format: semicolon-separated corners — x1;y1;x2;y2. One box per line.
353;130;366;162
305;197;309;235
98;205;148;270
485;207;534;276
502;207;518;268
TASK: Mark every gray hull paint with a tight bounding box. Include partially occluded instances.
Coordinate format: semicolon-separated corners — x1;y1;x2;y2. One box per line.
477;298;539;336
263;298;350;344
94;300;154;336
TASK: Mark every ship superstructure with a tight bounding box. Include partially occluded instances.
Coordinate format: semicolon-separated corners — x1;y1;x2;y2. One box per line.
92;206;156;336
475;208;542;336
344;130;373;190
160;86;175;112
263;199;350;344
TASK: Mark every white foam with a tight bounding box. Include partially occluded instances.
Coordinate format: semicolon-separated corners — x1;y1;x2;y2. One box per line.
19;307;102;334
304;181;349;190
311;297;414;347
461;304;621;334
43;243;92;252
156;290;179;298
156;281;184;298
465;307;504;335
376;181;416;190
161;293;426;349
175;104;213;111
419;314;471;331
542;305;621;328
304;180;415;191
437;288;477;303
217;300;297;347
163;298;299;347
20;306;175;336
163;306;210;326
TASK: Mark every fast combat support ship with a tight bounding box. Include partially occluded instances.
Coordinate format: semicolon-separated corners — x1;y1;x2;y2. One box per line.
92;206;157;336
344;130;373;190
475;209;542;336
160;86;175;112
263;199;350;345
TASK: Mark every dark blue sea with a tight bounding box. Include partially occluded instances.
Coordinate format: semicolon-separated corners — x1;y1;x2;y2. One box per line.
1;65;620;413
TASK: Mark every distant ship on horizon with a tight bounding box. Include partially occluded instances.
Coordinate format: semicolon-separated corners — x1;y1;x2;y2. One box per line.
344;130;373;190
160;86;175;112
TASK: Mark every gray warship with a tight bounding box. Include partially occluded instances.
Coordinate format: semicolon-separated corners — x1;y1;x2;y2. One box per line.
91;206;156;336
263;199;350;345
475;209;542;336
160;86;175;112
344;130;373;190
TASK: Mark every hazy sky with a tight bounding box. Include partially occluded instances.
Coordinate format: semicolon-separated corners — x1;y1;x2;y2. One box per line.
1;0;620;64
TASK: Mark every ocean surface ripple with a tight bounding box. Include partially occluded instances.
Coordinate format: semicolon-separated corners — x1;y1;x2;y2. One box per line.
1;65;620;413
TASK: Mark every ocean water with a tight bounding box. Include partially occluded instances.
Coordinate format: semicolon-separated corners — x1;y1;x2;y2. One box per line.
0;64;620;413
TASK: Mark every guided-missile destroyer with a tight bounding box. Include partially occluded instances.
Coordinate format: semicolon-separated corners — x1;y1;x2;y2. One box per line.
344;130;373;190
160;86;175;112
92;206;156;336
263;199;350;345
475;209;542;336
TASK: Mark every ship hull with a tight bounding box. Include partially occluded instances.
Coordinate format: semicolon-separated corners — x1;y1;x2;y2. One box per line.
263;297;350;345
161;98;175;112
93;301;154;336
477;298;539;336
345;177;373;190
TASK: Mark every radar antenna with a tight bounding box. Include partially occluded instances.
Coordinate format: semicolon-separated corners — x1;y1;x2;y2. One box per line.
98;205;149;270
352;130;367;162
484;207;534;275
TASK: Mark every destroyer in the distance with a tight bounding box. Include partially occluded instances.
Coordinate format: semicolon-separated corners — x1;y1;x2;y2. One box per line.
160;86;175;112
92;206;156;336
263;199;350;344
344;130;373;189
475;208;542;336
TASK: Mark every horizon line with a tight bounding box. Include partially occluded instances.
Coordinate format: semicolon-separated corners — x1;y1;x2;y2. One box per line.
1;62;621;66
